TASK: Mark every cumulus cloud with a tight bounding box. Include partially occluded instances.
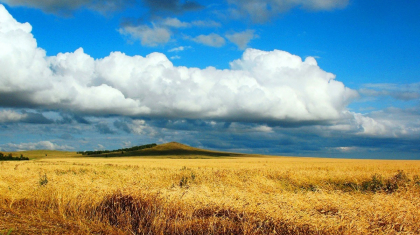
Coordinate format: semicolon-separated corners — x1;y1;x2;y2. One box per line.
228;0;349;22
226;29;257;49
352;113;389;136
2;140;73;151
118;24;171;46
191;33;226;47
0;5;358;125
0;0;134;15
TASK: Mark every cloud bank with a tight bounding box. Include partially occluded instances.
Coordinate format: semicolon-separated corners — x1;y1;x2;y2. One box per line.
0;4;357;125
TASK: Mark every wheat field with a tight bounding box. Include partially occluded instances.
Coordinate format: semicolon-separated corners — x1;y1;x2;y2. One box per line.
1;152;420;234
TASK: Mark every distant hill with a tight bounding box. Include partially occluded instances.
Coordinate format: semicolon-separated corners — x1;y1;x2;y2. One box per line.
2;142;247;160
86;142;243;158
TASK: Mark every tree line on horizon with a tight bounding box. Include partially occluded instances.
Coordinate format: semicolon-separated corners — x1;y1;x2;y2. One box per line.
77;143;157;156
0;152;29;161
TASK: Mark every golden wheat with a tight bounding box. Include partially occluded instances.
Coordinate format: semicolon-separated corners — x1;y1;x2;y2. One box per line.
1;156;419;234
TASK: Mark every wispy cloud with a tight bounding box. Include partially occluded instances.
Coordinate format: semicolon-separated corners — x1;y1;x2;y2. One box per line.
168;46;191;52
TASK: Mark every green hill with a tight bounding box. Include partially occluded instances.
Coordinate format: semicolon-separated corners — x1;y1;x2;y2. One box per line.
85;142;243;158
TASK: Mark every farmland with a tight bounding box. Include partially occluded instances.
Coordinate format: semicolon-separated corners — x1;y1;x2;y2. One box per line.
1;143;419;234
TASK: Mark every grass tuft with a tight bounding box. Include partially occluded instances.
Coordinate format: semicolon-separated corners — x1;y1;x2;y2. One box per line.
39;174;48;186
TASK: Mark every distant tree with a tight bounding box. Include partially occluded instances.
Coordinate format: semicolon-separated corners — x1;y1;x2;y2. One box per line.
0;152;29;161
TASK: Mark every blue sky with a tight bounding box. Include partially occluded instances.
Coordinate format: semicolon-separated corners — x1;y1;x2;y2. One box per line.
0;0;419;159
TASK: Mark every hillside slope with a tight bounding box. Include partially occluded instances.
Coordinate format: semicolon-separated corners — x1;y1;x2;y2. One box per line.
89;142;243;158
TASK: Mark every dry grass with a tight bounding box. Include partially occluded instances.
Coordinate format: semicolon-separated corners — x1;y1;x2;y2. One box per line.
1;154;419;234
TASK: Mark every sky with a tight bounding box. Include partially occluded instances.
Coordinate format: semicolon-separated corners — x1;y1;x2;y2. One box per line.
0;0;419;159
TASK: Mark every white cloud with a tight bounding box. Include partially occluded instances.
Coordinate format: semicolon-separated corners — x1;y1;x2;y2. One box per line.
118;24;171;47
0;110;27;123
226;29;257;50
170;55;181;60
0;5;358;124
3;141;73;151
191;33;226;47
353;113;389;136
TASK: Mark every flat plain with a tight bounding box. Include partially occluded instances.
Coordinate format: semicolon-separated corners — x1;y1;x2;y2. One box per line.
1;143;419;234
